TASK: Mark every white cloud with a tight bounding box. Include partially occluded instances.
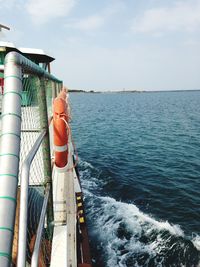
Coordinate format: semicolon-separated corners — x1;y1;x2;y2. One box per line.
0;0;22;9
131;0;200;34
65;1;125;32
104;0;126;17
26;0;75;24
65;15;104;31
183;39;200;46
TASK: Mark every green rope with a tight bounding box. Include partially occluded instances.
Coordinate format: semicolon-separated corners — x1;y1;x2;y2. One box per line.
3;91;22;99
0;252;12;260
0;153;19;159
0;132;21;139
0;227;13;233
1;113;21;120
0;196;16;203
4;75;22;81
0;174;18;180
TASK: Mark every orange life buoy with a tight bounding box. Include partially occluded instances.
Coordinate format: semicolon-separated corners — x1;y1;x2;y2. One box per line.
53;97;68;167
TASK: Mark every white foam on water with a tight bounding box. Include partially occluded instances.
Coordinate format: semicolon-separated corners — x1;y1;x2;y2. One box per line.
79;157;95;169
79;159;106;193
99;196;184;236
78;159;200;265
85;194;186;266
192;234;200;251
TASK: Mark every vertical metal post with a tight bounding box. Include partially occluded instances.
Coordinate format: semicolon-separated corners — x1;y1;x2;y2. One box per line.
58;82;62;93
37;78;54;234
55;83;57;96
0;53;22;267
31;184;50;267
53;81;57;99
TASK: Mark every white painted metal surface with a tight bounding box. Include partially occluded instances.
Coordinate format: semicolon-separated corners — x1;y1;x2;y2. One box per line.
66;166;77;267
74;168;81;193
0;41;15;48
53;169;67;225
51;135;78;267
50;225;67;267
19;47;46;55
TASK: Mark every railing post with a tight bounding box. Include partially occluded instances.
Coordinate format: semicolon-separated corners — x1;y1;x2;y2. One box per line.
31;184;50;267
0;52;22;267
53;82;57;99
58;82;62;94
37;78;54;235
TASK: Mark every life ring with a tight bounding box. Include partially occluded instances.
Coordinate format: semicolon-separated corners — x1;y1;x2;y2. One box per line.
53;97;68;167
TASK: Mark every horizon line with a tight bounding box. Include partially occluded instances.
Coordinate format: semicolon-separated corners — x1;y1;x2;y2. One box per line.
68;88;200;93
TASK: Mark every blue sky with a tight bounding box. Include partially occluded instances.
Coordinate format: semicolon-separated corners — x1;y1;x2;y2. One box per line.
1;0;200;91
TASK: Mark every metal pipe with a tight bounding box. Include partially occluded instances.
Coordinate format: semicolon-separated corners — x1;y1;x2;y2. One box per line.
4;52;62;83
53;81;57;99
31;185;50;267
0;24;10;31
17;130;46;267
56;83;59;96
37;79;54;237
0;52;22;267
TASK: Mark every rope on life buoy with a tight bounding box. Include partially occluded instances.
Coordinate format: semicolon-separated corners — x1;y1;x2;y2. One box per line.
60;117;79;172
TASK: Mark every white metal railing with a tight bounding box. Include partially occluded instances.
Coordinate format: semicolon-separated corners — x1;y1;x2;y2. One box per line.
17;130;46;267
0;51;62;267
31;184;50;267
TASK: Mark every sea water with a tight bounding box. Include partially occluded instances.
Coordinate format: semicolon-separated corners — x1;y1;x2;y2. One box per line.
70;91;200;267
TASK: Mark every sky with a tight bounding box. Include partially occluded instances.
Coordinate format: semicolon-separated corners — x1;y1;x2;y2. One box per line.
0;0;200;91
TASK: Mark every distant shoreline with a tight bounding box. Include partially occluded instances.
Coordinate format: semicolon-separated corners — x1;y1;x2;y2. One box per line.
69;89;200;93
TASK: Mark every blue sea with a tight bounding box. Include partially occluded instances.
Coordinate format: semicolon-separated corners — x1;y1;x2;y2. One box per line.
70;91;200;267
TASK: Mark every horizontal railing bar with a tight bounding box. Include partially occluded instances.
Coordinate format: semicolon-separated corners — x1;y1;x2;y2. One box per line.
31;184;50;267
17;129;46;267
5;52;62;83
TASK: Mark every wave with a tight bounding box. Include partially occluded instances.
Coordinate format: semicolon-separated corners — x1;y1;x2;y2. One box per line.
78;157;95;169
193;235;200;251
78;159;200;266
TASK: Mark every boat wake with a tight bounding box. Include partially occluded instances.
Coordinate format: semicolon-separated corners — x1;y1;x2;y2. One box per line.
78;159;200;267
